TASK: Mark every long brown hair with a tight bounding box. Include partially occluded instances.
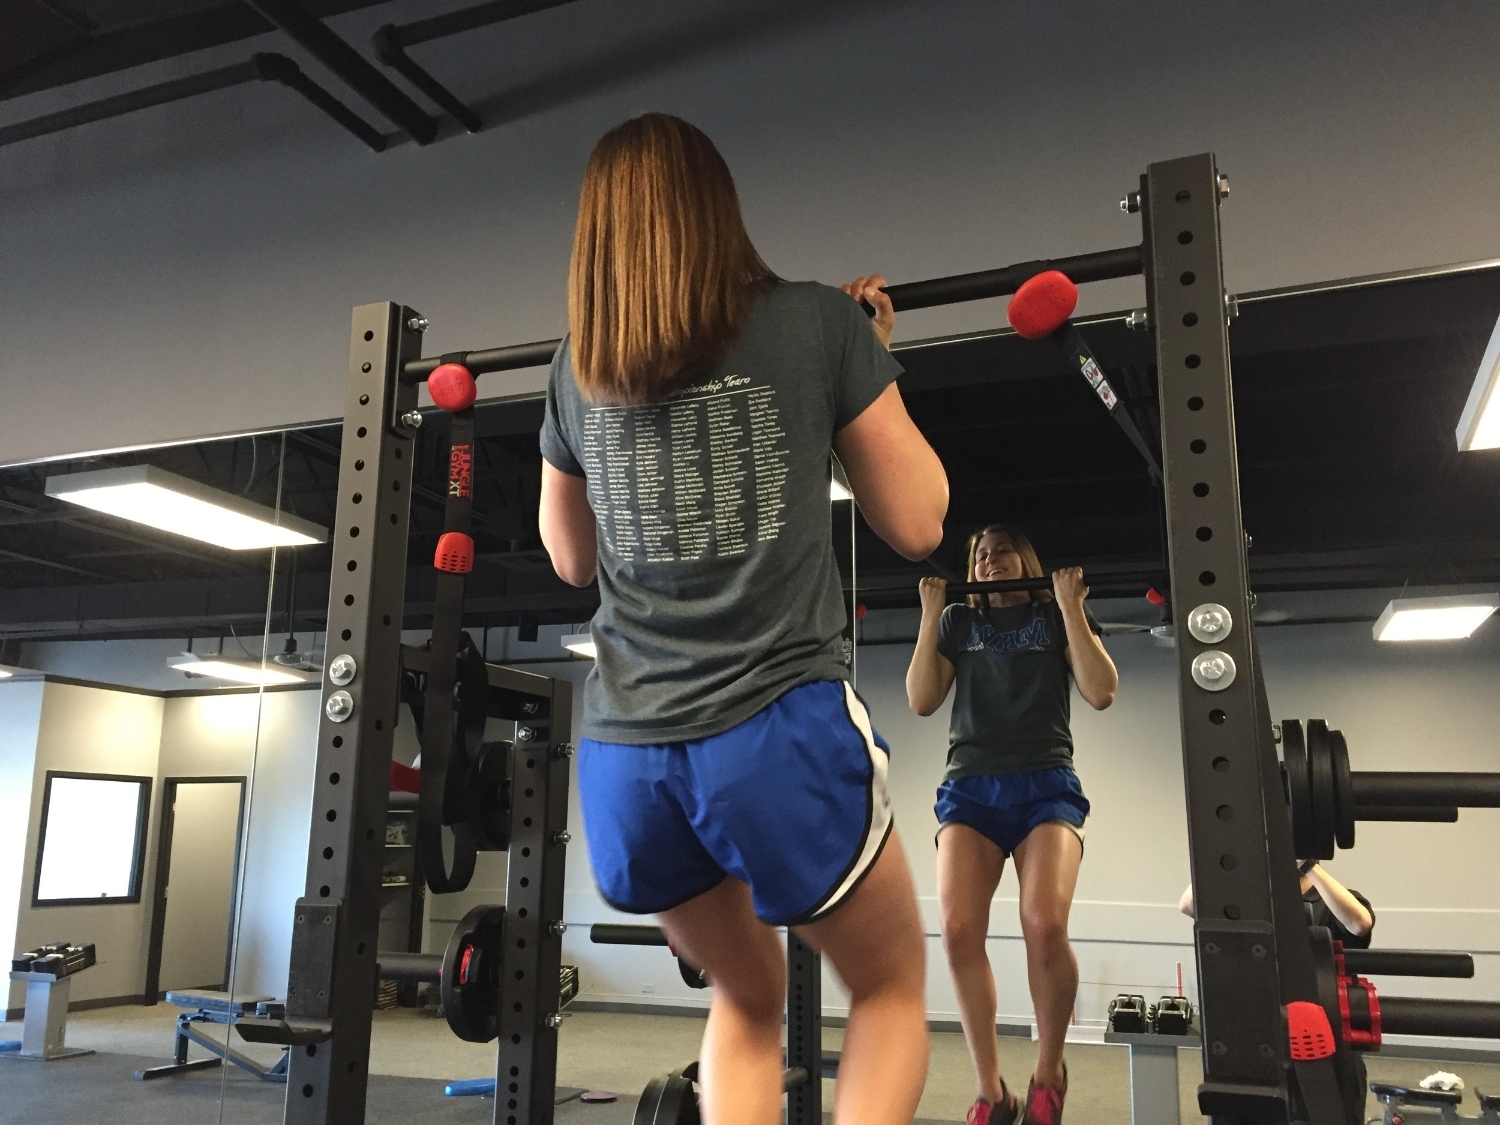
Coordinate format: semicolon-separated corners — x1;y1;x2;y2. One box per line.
567;113;777;404
965;524;1051;610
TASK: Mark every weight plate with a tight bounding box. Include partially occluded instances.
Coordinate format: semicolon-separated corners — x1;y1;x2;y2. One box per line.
1330;727;1355;851
657;1075;700;1125
441;903;505;1043
472;739;513;851
1307;720;1336;860
634;1076;668;1125
1282;720;1316;860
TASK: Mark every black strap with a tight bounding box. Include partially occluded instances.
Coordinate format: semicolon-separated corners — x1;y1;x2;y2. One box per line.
1053;323;1163;486
415;405;482;894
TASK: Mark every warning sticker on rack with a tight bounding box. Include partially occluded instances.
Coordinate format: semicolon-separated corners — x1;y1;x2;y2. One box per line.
1078;356;1119;410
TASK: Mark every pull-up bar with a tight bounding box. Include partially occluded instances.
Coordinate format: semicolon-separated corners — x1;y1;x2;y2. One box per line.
398;243;1145;384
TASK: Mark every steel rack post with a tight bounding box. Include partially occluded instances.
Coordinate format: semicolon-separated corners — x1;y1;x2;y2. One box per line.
281;302;424;1124
495;670;573;1125
786;933;823;1125
1143;155;1341;1125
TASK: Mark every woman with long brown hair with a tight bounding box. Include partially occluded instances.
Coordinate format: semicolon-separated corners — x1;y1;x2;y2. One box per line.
537;113;949;1125
906;525;1117;1125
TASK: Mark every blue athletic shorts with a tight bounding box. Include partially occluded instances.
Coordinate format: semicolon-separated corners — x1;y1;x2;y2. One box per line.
934;767;1089;856
578;679;893;926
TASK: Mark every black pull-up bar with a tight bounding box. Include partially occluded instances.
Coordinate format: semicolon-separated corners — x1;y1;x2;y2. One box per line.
398;243;1145;384
943;570;1163;598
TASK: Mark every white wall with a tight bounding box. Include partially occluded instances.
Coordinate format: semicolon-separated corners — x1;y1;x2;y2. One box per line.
4;0;1500;464
11;683;165;1007
0;680;45;1017
157;689;321;1000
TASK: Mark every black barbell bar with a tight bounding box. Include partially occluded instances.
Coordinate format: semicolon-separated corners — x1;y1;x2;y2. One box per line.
375;951;442;982
589;924;670;947
1351;806;1458;823
1341;950;1473;979
398;245;1146;385
1377;997;1500;1039
1350;773;1500;808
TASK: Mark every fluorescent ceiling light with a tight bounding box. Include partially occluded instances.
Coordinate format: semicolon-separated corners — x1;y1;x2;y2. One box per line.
46;465;327;550
830;456;853;502
1373;594;1498;642
1456;314;1500;451
560;633;597;659
0;669;11;679
168;654;313;686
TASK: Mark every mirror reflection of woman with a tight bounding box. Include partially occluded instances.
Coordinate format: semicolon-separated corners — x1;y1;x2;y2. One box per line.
906;527;1118;1125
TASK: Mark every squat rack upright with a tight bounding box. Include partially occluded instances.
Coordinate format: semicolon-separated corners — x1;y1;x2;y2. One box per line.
260;152;1369;1125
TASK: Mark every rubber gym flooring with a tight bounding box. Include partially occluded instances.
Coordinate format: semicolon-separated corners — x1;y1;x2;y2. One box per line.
3;1005;1497;1124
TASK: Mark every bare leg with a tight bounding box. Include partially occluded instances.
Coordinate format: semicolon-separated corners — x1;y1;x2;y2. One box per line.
659;879;788;1125
796;830;929;1125
936;823;1010;1104
1011;824;1083;1089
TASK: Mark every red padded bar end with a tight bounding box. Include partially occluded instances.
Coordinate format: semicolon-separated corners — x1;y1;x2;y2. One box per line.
1008;269;1079;339
1287;1000;1337;1060
435;531;475;574
429;363;477;412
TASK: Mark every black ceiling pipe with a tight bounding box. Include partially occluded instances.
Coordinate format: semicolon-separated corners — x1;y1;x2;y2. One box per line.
0;52;385;152
373;1;580;132
243;0;438;144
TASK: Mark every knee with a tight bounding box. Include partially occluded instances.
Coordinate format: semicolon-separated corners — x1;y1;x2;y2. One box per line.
1020;908;1069;952
712;968;787;1027
941;912;990;964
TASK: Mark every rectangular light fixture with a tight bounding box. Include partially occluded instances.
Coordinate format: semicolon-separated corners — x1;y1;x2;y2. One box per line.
560;633;596;659
1456;313;1500;451
46;465;328;550
1373;594;1499;642
0;669;11;679
168;654;314;686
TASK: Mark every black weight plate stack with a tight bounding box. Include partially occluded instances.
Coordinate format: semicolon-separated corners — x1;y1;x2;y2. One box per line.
441;903;505;1042
1283;720;1316;859
472;739;513;851
1307;720;1337;859
634;1072;700;1125
1330;727;1355;851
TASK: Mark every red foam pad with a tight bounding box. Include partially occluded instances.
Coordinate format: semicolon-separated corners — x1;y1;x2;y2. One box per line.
1146;586;1168;606
429;362;477;412
389;760;420;794
1286;1000;1336;1061
1008;270;1079;339
435;531;475;575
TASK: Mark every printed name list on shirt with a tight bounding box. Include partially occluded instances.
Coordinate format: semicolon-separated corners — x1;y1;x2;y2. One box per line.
581;375;790;563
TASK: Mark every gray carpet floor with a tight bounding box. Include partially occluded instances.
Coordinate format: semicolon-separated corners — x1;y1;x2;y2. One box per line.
2;1005;1496;1125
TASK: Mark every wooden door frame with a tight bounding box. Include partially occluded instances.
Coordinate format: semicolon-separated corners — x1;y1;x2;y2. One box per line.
143;775;248;1004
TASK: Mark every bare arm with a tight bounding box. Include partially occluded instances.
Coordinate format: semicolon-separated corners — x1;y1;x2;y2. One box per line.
833;384;947;560
1305;864;1374;936
538;460;598;587
835;275;948;561
1179;885;1196;918
906;578;956;714
1055;568;1117;709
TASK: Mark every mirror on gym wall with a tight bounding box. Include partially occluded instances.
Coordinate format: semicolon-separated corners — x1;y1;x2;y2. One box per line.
0;429;294;1089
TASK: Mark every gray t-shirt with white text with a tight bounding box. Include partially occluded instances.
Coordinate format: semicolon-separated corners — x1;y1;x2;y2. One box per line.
540;281;901;744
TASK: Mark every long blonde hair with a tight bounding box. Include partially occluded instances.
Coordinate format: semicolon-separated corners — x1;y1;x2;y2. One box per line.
567;113;777;404
965;524;1051;610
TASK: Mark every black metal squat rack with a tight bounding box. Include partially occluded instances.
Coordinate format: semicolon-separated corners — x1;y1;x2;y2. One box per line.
250;152;1498;1125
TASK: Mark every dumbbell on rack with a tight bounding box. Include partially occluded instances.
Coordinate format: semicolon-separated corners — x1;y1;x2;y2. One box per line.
1280;719;1500;859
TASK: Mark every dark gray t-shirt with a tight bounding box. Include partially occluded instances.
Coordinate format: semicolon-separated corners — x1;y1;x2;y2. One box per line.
540;280;902;744
936;599;1102;779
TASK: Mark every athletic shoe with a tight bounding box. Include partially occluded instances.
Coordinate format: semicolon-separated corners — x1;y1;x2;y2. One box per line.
968;1084;1021;1125
1022;1066;1068;1125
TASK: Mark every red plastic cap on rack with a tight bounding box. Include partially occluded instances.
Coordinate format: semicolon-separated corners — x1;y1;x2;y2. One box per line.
1007;270;1079;339
435;531;475;574
855;602;868;621
1286;1000;1336;1060
429;363;477;412
389;760;420;794
1146;586;1168;606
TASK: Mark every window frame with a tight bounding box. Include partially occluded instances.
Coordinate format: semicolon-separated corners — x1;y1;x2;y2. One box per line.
31;770;153;908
